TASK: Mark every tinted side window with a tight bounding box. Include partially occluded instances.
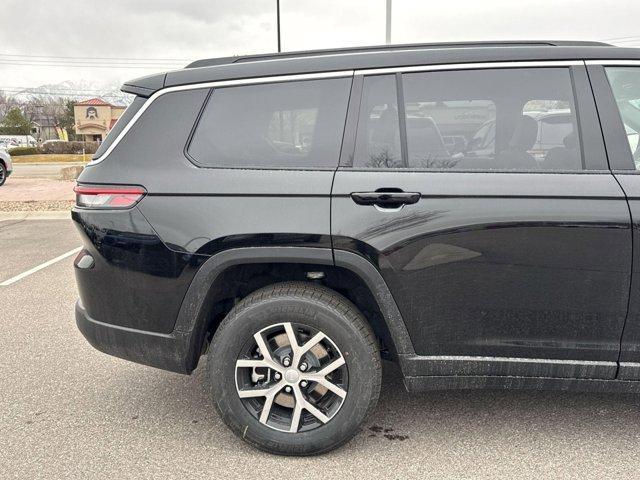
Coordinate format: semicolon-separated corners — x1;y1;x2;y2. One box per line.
353;75;402;168
353;68;584;171
188;78;351;169
405;98;496;169
403;68;582;170
605;67;640;169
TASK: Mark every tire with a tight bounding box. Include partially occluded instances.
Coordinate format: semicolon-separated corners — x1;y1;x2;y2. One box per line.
207;281;381;456
0;163;6;187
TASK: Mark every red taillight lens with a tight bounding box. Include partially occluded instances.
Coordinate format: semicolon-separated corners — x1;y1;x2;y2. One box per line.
74;185;146;209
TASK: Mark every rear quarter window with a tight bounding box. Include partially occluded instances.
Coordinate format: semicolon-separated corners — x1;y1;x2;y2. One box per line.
187;77;352;169
92;96;146;159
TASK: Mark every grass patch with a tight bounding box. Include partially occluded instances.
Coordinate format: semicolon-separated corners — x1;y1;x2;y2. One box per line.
11;154;90;164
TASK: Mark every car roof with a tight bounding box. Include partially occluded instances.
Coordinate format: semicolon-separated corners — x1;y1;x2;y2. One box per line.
122;41;640;97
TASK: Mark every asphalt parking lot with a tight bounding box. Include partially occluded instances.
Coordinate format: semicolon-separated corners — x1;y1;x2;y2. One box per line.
3;218;640;479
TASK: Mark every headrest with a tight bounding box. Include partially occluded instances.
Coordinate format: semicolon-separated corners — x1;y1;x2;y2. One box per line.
563;131;578;149
371;106;398;143
509;115;538;151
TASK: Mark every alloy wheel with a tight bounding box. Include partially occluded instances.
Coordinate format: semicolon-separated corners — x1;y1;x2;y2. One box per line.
235;322;348;433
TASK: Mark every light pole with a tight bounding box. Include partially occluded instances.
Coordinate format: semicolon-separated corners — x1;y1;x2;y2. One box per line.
277;0;282;52
385;0;392;44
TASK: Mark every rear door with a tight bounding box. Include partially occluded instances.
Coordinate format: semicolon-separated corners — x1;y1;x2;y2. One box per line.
331;62;631;379
589;62;640;380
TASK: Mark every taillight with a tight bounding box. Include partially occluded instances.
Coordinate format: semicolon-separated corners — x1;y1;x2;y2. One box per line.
74;184;146;209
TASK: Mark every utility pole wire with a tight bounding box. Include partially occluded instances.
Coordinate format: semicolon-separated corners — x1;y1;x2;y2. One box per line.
0;53;190;62
0;62;183;69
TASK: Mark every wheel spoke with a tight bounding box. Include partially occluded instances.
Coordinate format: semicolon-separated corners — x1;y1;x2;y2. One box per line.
302;371;348;399
299;331;326;356
252;331;283;372
301;356;347;399
302;399;330;424
236;358;273;369
253;331;274;361
314;377;347;399
290;385;305;432
317;356;346;376
259;384;282;424
237;387;273;398
289;385;330;432
283;322;302;364
283;322;299;348
289;402;303;433
238;380;284;399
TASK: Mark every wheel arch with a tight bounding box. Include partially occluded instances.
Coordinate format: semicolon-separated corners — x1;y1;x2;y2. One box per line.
0;158;6;185
177;247;415;373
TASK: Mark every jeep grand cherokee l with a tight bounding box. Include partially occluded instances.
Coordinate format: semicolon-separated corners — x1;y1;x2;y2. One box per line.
73;41;640;455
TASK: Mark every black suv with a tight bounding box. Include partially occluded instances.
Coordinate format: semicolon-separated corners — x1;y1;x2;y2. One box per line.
73;41;640;455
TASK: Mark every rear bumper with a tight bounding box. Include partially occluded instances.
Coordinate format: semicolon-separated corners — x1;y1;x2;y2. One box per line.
75;300;193;374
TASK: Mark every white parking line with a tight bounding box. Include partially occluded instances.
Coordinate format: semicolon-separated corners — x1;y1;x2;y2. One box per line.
1;246;82;286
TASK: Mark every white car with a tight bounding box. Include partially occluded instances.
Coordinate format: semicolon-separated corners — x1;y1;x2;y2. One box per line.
0;147;13;186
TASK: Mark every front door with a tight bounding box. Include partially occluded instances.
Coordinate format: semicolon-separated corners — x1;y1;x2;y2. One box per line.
331;64;631;379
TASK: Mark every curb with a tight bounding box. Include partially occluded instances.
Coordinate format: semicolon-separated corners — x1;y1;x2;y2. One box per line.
12;162;87;166
0;211;71;221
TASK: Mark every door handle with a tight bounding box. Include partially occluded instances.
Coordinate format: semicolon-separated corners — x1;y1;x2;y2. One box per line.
350;189;421;209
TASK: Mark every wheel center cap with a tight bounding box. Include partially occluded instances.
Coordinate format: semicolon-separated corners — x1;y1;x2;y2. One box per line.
284;369;300;384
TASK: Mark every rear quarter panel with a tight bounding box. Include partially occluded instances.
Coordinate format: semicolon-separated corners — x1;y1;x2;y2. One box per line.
75;88;335;334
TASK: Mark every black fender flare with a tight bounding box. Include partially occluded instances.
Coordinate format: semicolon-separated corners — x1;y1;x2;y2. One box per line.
176;246;415;372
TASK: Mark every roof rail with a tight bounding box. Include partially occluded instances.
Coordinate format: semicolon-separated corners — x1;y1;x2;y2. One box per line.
185;40;612;69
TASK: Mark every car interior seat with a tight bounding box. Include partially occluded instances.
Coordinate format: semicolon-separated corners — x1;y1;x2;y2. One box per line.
368;105;401;167
543;131;582;170
495;115;539;169
405;116;451;167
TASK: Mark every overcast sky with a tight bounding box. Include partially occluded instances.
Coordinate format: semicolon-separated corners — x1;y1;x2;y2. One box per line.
1;0;640;92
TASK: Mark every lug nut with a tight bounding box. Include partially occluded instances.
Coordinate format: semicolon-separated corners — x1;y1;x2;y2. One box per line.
299;362;308;371
282;357;291;367
274;372;281;381
285;386;292;393
300;380;308;388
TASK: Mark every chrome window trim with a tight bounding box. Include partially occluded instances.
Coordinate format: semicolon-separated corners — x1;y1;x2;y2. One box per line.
89;60;585;166
586;60;640;66
356;60;582;76
88;70;354;165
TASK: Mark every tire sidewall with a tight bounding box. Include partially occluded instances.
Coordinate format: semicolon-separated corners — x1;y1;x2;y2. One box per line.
0;163;6;186
208;293;379;455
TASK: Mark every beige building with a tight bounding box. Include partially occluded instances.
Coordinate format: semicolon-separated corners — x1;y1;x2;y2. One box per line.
74;98;126;142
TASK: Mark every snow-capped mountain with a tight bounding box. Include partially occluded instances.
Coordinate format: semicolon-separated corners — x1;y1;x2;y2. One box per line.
5;80;134;105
